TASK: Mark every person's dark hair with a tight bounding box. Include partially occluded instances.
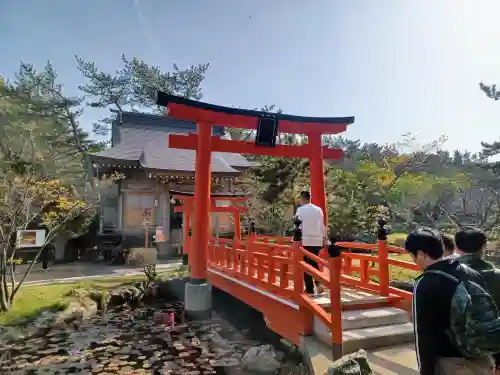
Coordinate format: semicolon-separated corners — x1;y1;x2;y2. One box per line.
455;227;487;254
300;191;311;201
404;227;444;260
440;233;455;253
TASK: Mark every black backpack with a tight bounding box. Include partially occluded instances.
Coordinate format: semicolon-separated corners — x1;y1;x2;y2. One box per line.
417;266;500;358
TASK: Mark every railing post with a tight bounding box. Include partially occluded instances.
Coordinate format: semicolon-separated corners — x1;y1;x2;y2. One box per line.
292;217;304;301
328;241;343;360
343;256;352;275
234;211;241;242
377;218;390;296
360;259;369;285
247;221;256;279
249;220;257;240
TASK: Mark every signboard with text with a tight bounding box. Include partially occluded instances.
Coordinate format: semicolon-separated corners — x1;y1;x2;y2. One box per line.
16;230;46;248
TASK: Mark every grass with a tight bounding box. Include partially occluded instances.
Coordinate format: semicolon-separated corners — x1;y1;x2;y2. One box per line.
0;267;188;326
387;232;407;247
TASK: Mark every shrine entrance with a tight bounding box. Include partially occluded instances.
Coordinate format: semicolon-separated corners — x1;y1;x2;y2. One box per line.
156;92;354;357
156;92;352;280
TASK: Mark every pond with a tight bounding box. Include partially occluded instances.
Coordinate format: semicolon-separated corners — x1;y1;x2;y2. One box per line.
0;285;306;374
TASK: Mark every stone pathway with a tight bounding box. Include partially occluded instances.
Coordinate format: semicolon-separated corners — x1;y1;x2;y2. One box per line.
18;260;183;286
367;344;418;375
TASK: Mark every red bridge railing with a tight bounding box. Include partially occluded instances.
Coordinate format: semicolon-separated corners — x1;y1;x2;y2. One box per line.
205;234;419;358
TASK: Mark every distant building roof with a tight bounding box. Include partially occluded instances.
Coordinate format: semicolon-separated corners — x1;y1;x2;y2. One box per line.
90;111;258;174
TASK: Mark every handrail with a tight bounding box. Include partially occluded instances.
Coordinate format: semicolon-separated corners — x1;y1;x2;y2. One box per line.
301;292;332;326
339;240;419;299
208;236;418;298
297;247;329;267
335;242;377;251
206;233;418;360
387;257;420;271
336;241;407;254
387;245;407;254
341;252;377;261
299;261;330;286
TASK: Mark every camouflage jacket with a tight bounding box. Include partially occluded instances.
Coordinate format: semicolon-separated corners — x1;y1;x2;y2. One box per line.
458;254;500;311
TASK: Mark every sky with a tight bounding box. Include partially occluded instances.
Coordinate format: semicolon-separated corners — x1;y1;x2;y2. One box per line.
1;0;500;152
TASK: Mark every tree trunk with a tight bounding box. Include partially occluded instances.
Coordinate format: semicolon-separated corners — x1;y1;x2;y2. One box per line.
0;269;10;312
0;292;10;312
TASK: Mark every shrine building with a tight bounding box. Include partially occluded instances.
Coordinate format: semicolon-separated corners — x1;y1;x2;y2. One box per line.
89;111;256;254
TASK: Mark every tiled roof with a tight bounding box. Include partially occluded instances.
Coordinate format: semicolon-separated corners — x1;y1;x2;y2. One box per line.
91;112;257;174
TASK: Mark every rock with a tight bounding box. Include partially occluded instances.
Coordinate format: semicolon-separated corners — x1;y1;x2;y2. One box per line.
327;350;373;375
53;297;98;327
211;357;240;367
33;309;59;329
0;325;24;342
67;288;105;309
106;285;145;309
242;344;281;374
126;247;158;266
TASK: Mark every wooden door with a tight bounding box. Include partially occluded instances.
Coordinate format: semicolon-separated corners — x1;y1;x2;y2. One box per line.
123;193;156;229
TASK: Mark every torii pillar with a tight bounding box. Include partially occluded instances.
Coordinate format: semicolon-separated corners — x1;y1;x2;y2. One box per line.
308;131;328;226
183;121;213;319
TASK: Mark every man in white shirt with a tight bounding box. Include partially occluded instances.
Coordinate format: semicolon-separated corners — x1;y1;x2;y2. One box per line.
295;191;328;295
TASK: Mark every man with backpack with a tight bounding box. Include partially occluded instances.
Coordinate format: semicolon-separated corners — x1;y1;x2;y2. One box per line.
455;227;500;372
405;227;499;375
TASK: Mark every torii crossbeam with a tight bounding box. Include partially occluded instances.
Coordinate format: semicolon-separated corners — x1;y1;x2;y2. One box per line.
156;92;354;319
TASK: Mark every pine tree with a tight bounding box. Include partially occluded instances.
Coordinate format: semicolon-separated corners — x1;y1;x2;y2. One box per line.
76;55;209;136
2;62;93;189
479;81;500;172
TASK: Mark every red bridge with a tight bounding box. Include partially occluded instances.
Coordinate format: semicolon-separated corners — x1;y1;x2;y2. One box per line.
155;93;417;363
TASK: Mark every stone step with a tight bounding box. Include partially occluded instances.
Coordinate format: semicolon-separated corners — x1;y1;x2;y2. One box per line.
314;320;414;354
342;307;410;331
314;307;409;332
311;288;394;308
343;322;415;353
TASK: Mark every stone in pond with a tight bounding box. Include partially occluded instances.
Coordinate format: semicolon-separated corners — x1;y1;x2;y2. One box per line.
242;344;281;374
327;350;373;375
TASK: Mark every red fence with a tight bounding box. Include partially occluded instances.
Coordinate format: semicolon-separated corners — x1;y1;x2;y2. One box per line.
204;235;419;355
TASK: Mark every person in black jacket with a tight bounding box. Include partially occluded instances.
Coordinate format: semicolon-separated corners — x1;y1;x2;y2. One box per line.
455;227;500;373
405;227;496;375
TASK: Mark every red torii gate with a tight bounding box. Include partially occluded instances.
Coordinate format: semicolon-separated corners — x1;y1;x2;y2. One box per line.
156;92;353;325
171;192;248;263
